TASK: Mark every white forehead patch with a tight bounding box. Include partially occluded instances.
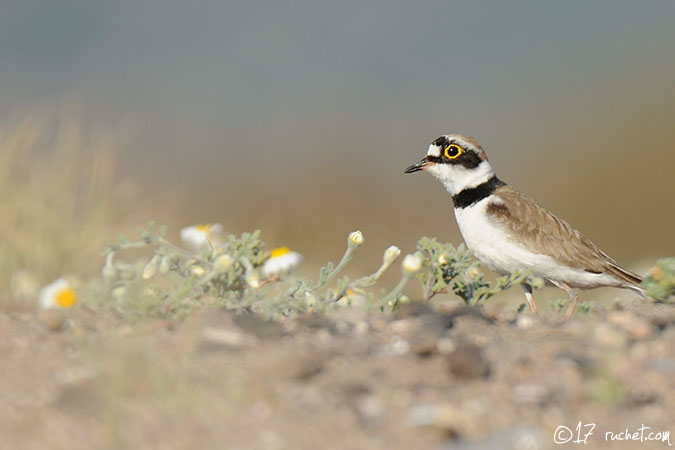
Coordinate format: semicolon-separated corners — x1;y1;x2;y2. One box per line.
427;144;441;157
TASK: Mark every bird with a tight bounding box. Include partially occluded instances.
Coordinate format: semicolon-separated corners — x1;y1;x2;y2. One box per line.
404;133;643;317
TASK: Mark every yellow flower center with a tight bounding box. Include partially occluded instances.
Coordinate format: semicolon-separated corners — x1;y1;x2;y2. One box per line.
270;247;290;258
196;224;209;233
55;288;76;308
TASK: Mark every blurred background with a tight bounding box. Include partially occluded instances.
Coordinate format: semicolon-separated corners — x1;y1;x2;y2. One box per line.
1;0;674;290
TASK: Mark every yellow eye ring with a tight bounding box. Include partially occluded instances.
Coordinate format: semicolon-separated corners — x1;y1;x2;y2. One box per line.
444;144;462;159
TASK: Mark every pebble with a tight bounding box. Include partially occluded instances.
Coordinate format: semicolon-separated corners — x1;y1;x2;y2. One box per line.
356;395;383;426
233;314;285;339
448;343;490;379
436;337;457;355
593;322;628;348
40;309;67;331
388;319;412;334
387;339;411;356
354;320;369;335
438;427;544;450
607;311;653;340
513;384;549;406
516;315;535;330
408;403;472;432
410;332;438;357
275;352;325;380
200;326;258;349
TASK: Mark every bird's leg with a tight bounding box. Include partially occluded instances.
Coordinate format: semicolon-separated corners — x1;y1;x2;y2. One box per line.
550;280;578;318
520;283;537;314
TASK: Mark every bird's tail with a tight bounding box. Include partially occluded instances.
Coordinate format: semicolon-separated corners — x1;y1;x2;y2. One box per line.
606;262;644;295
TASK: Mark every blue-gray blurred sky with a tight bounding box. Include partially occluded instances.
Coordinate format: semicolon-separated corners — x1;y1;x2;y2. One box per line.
1;0;674;265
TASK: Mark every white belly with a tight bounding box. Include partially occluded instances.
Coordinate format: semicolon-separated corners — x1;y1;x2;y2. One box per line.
453;198;620;289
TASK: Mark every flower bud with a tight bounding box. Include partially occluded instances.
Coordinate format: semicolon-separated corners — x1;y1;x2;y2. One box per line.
214;254;234;273
158;256;171;275
142;254;161;280
467;266;480;280
102;254;118;283
245;272;260;288
190;265;206;277
118;264;136;281
112;286;127;302
383;245;401;266
402;253;423;273
348;230;364;248
305;291;317;308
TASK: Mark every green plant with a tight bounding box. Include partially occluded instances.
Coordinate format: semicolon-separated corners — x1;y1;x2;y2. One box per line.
642;257;675;302
90;226;540;321
578;301;594;314
413;237;541;305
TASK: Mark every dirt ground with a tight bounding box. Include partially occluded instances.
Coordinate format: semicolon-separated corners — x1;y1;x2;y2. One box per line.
1;298;675;450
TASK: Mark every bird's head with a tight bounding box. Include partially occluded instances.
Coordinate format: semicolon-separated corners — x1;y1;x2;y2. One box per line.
404;133;495;196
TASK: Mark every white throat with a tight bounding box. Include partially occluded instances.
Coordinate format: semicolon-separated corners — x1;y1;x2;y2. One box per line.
427;160;495;196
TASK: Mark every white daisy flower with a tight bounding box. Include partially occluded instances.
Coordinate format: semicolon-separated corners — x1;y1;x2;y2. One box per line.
38;278;77;310
262;247;303;277
180;223;224;251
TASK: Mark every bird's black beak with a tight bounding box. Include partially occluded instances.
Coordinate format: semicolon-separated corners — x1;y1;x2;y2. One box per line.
404;157;429;174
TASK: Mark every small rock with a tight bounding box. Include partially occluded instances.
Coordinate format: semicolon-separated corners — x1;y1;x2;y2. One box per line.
297;314;337;333
607;311;654;340
516;315;535;330
386;339;411;356
627;385;658;405
395;302;436;318
408;403;472;435
388;319;412;334
448;343;490;379
420;312;455;331
200;326;258;349
233;314;285;339
623;298;675;328
410;332;438;357
408;403;497;440
335;320;351;333
593;322;628;348
40;309;67;331
436;338;457;355
513;384;549;406
646;358;675;373
278;352;324;380
355;395;383;426
438;427;544;450
354;321;369;335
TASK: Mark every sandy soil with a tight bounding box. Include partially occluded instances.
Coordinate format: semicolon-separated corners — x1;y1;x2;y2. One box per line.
1;298;674;450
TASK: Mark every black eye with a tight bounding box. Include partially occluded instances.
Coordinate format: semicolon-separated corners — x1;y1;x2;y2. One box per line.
444;144;462;159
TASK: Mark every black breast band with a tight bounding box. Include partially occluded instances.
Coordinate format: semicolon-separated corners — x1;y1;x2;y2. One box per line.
452;176;505;208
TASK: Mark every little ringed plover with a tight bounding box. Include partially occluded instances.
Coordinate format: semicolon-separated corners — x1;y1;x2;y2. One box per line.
405;133;643;316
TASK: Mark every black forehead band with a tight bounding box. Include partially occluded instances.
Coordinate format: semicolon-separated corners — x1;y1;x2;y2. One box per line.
432;136;450;147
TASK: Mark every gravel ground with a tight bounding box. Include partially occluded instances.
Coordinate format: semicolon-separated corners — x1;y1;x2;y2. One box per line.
1;298;674;450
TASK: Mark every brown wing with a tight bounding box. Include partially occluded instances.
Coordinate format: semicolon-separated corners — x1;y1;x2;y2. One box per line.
487;185;642;286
